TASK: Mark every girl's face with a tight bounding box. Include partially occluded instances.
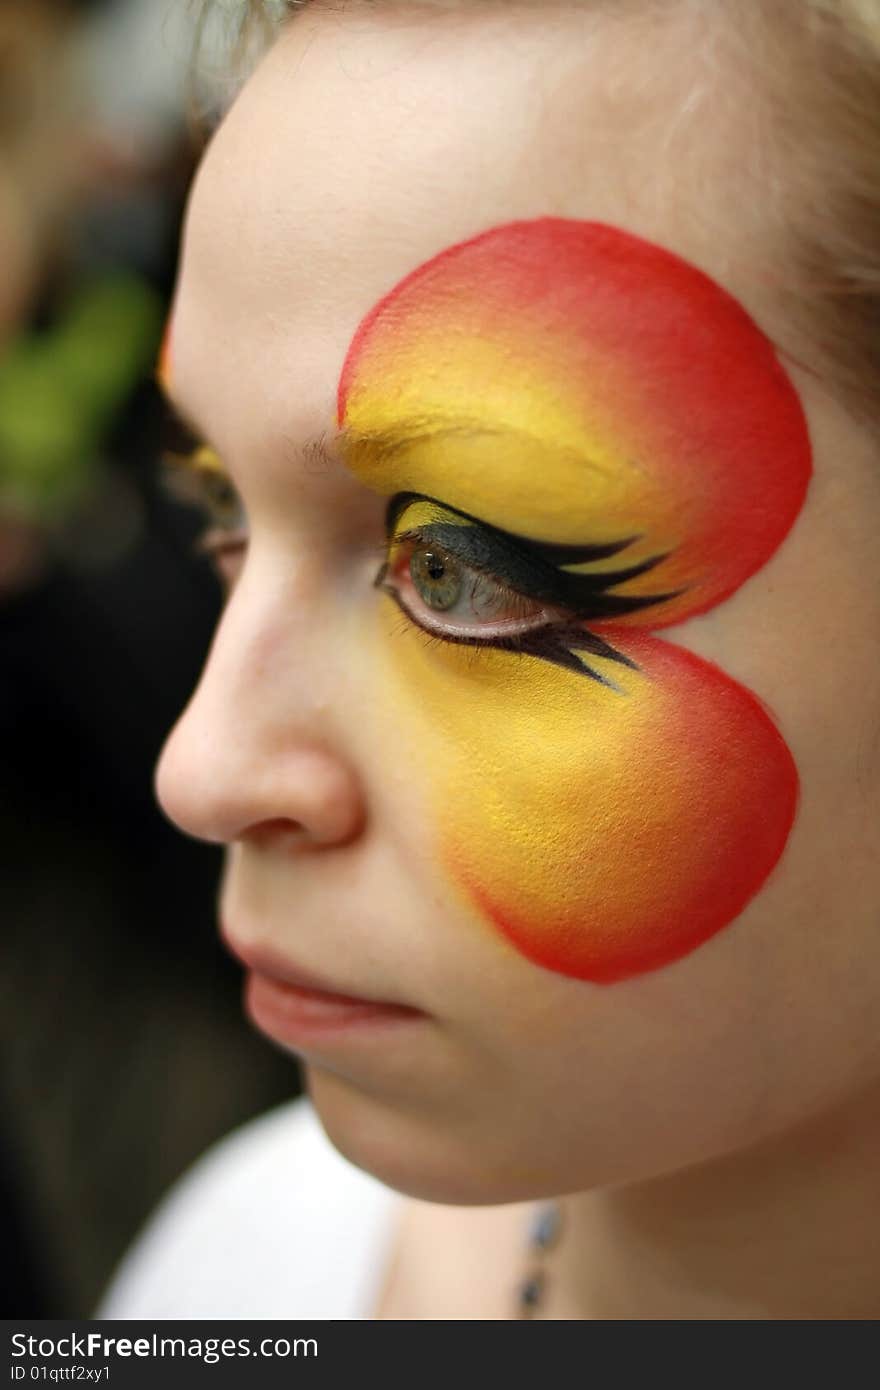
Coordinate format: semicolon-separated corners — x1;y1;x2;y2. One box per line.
156;3;880;1202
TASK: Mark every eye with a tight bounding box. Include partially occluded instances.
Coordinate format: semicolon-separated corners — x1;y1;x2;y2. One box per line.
382;531;564;643
375;492;685;686
160;443;248;589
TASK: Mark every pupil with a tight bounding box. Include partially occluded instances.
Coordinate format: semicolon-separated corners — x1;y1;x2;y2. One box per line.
410;546;462;611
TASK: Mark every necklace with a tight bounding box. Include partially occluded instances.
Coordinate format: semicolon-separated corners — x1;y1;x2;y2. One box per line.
516;1200;564;1318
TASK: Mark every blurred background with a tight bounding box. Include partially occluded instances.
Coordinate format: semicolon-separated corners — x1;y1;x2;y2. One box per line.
1;0;299;1317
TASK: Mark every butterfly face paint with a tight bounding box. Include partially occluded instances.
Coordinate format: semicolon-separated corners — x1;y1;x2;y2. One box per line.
338;219;812;984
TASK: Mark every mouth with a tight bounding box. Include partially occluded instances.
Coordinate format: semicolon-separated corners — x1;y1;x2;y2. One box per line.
221;926;427;1047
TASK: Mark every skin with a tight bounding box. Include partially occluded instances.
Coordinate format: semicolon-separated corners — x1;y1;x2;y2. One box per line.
156;1;880;1317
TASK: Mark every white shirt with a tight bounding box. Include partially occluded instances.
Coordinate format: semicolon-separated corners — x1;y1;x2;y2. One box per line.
95;1098;401;1319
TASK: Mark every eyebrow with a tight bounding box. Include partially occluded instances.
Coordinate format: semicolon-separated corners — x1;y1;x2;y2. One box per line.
335;416;591;469
159;385;594;481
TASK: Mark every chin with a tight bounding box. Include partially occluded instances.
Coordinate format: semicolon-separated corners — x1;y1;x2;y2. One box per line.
304;1063;565;1207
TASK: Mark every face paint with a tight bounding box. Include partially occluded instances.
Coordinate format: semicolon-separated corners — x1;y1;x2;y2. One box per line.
339;219;811;626
338;218;811;983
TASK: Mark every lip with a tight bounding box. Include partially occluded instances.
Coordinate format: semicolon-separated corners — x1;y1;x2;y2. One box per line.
243;969;424;1048
221;927;426;1046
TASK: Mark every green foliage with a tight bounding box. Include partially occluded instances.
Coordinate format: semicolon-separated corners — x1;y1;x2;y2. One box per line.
0;274;164;522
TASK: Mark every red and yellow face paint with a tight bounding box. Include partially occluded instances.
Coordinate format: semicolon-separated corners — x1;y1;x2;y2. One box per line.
339;218;811;984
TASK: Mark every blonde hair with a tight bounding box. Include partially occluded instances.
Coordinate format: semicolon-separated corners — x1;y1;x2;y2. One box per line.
212;0;880;428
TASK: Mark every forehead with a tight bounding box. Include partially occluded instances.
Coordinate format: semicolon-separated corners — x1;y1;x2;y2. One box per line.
172;3;777;455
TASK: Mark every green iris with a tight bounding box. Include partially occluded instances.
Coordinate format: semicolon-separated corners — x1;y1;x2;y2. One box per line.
410;546;463;611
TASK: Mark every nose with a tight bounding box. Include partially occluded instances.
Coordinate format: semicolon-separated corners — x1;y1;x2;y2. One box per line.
154;592;367;852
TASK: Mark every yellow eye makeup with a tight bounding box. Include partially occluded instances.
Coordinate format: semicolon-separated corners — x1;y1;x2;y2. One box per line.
339;217;812;985
161;443;242;527
160;443;247;587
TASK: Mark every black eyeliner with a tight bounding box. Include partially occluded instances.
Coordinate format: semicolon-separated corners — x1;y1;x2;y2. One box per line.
381;490;693;690
385;491;687;622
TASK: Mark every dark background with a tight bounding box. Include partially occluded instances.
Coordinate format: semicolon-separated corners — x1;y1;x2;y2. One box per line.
1;0;299;1318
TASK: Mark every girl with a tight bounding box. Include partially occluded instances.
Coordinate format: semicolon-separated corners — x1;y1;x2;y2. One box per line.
98;0;880;1318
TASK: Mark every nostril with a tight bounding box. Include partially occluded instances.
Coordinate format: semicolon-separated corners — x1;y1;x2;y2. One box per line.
246;818;308;850
155;723;366;851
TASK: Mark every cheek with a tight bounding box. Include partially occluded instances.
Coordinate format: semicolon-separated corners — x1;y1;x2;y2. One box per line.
375;601;798;984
